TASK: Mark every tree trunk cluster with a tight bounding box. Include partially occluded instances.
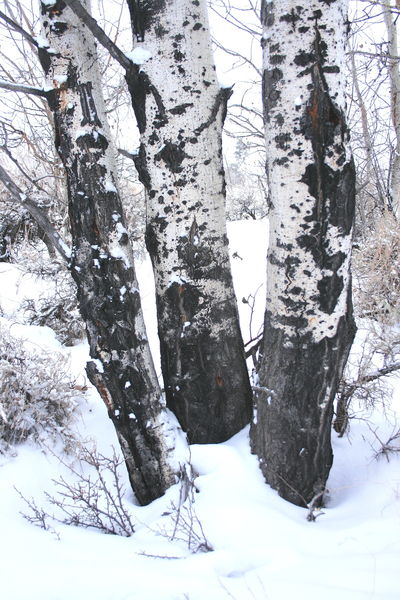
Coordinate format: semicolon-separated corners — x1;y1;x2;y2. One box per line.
0;0;356;508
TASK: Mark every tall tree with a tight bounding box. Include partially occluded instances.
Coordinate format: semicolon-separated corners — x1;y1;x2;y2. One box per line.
63;0;253;444
252;0;356;506
37;0;183;505
123;0;253;443
383;0;400;218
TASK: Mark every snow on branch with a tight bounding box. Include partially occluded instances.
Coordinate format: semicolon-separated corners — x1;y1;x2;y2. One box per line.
0;79;48;98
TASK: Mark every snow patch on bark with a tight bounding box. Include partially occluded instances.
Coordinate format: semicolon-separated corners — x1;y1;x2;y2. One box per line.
126;47;152;65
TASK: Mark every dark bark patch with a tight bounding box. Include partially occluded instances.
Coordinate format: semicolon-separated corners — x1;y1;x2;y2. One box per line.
263;68;283;122
274;132;292;150
145;217;167;257
148;131;159;145
41;2;64;17
155;142;187;173
132;144;151;190
38;47;53;74
268;252;285;267
317;273;344;313
194;87;232;135
279;7;303;28
126;67;168;133
125;0;166;42
75;132;109;152
269;43;280;53
274;156;289;166
288;148;304;157
277;313;308;328
78;82;102;127
173;49;185;62
261;2;275;27
50;20;68;35
174;178;188;187
294;50;315;67
154;24;169;37
323;65;340;74
169;103;193;115
278;295;305;311
270;54;285;65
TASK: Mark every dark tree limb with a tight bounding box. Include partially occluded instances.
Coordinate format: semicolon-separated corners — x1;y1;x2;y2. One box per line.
62;0;131;70
0;163;70;262
0;143;46;193
117;147;138;161
0;10;39;48
0;80;48;98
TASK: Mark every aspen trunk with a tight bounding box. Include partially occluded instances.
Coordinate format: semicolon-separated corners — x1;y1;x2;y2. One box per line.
252;0;356;506
124;0;252;443
39;0;183;505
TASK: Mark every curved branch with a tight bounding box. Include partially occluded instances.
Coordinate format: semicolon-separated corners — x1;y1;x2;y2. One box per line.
0;163;70;262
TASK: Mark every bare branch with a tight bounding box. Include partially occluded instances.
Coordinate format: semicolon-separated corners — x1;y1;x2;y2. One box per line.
0;79;48;97
62;0;131;70
0;10;38;48
0;163;70;262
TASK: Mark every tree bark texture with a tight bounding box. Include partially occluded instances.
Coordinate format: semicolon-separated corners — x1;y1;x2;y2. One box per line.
124;0;252;443
252;0;356;506
39;0;183;505
383;0;400;218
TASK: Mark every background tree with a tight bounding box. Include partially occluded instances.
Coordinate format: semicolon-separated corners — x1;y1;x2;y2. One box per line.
383;0;400;217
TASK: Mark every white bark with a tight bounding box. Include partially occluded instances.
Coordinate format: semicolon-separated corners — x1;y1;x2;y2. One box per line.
383;0;400;217
263;0;353;345
252;0;356;506
126;0;252;442
132;2;229;293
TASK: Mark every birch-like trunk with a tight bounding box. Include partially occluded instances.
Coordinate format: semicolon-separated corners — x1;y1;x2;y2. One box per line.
124;0;252;443
384;0;400;218
252;0;356;506
38;0;183;505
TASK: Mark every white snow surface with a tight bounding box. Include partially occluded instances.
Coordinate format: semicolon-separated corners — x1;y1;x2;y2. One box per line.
0;221;399;600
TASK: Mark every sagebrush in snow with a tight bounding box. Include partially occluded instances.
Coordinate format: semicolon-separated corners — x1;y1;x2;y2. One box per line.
0;326;83;453
22;271;84;346
353;212;400;324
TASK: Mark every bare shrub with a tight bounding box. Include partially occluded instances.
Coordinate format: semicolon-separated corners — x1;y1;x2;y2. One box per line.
21;270;84;346
353;211;400;324
156;471;213;554
0;326;83;453
18;447;135;537
335;212;400;435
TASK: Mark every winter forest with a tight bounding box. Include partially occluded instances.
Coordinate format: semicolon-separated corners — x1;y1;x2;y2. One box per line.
0;0;399;598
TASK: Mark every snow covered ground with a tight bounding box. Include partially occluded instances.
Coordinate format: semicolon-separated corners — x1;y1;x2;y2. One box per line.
0;220;399;600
